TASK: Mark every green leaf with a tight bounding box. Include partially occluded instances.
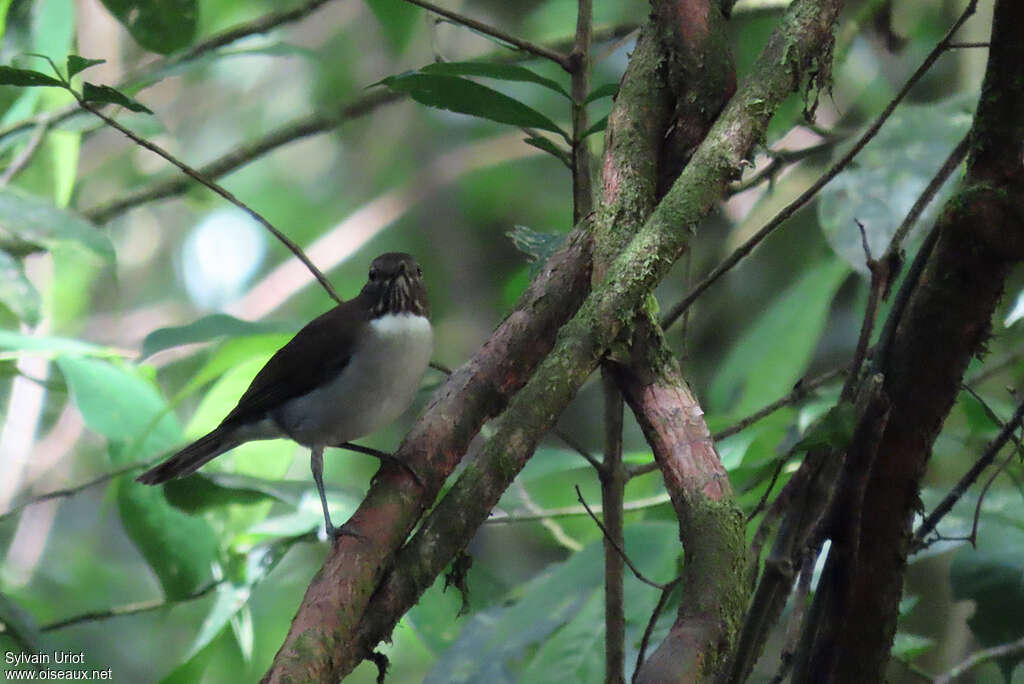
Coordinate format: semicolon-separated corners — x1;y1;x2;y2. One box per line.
365;0;420;53
819;95;974;276
890;632;934;660
523;136;570;167
584;82;618;104
792;400;856;452
425;522;678;683
519;593;604;684
581;115;607;138
0;65;64;87
116;477;220;600
66;55;105;79
0;0;15;44
184;582;249;660
507;225;566;278
0;187;114;261
378;72;565;135
141;314;295;359
0;329;120;358
709;258;849;414
98;0;197;55
184;535;308;660
950;520;1024;682
0;251;40;324
82;81;153;113
56;356;183;458
421;61;570;98
162;474;279;513
162;472;331;513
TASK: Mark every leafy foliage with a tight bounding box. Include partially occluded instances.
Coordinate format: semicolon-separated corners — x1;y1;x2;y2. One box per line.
378;72;565;135
97;0;197;54
0;2;1018;682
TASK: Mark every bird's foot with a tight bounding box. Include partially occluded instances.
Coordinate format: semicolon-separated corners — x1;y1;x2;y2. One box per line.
325;520;368;542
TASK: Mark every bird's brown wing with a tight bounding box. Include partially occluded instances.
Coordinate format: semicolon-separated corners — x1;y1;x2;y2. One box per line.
221;299;367;427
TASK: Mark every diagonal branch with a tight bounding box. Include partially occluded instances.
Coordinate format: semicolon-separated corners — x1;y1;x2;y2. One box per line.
660;0;981;330
82;89;401;223
307;1;846;680
74;98;342;304
791;1;1024;679
0;0;340;147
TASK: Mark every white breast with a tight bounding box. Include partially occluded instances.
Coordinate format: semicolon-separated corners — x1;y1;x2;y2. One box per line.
274;313;433;446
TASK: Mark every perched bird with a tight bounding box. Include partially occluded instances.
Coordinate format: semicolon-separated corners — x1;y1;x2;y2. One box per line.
138;252;433;537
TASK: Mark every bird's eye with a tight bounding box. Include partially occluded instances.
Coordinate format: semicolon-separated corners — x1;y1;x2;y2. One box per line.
368;267;379;281
416;265;423;278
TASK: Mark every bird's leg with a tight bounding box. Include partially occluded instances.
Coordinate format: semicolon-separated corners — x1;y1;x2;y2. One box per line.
309;446;337;535
335;441;425;488
310;446;365;539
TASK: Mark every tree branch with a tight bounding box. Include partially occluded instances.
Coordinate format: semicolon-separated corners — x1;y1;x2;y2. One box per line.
791;1;1024;679
911;397;1024;550
262;226;595;682
660;1;981;330
314;1;844;681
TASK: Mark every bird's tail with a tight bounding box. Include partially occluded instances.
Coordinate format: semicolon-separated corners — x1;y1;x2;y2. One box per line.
136;427;236;485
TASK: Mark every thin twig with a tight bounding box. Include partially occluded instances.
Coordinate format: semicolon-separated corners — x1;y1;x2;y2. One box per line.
746;456;789;522
83;89;401;223
887;132;970;255
660;0;979;330
965;347;1024;387
575;485;667;590
0;0;340;147
0;461;148;523
172;0;335;65
945;41;989;49
486;493;672;523
934;636;1024;684
40;579;224;632
74;98;342;304
727;138;840;195
961;387;1024;547
0;122;49;186
968;446;1018;546
552;427;603;471
839;221;885;401
401;0;571;69
632;578;682;684
912;397;1024;550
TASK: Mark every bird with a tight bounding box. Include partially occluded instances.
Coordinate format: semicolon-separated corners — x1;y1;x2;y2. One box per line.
137;252;433;537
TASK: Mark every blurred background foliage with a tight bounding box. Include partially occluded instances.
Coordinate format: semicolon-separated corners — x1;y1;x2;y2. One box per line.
0;0;1021;682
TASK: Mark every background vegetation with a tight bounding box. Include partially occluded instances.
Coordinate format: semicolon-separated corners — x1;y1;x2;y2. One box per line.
0;0;1022;682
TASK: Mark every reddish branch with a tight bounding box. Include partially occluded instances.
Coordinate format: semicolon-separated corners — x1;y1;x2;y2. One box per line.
264;0;847;679
595;1;745;681
792;1;1024;681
